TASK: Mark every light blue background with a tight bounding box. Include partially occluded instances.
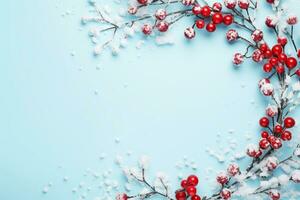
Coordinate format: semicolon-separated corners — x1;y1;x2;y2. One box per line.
1;1;300;200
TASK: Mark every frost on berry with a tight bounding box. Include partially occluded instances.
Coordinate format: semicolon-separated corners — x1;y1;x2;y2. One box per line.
226;29;239;42
216;172;229;185
227;163;239;176
182;0;195;6
266;105;277;117
287;15;298;25
246;144;261;157
116;193;128;200
155;9;167;20
252;49;264;62
251;29;263;42
220;188;231;200
265;156;278;171
128;6;138;15
224;0;237;9
233;53;244;66
184;27;196;39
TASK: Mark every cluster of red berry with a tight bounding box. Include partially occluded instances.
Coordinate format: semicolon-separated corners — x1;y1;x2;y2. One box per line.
245;116;296;158
260;42;298;74
175;175;201;200
184;3;234;39
132;0;236;39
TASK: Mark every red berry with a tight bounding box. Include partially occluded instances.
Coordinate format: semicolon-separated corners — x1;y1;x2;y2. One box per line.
278;53;287;63
269;57;278;66
263;63;273;72
260;43;269;52
192;5;201;15
276;65;285;74
216;173;229;185
264;49;273;58
200;6;211;17
187;175;199;186
176;191;187;200
259;138;270;149
295;69;300;77
155;9;167;20
266;0;275;3
269;191;280;200
256;149;262;158
195;19;205;29
259;117;269;127
223;14;233;25
220;189;231;200
266;16;275;28
116;193;128;200
286;57;298;69
277;36;287;46
191;195;201;200
156;21;169;32
273;124;283;134
181;180;188;188
142;24;152;35
137;0;148;4
284;117;295;128
212;13;223;24
184;27;196;39
238;0;249;9
261;131;269;138
281;130;292;141
268;135;276;143
212;2;222;12
272;44;283;56
186;186;197;197
271;138;282;149
298;49;300;58
206;23;216;32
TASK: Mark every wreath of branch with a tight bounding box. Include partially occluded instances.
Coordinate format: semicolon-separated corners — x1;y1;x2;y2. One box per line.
82;0;300;199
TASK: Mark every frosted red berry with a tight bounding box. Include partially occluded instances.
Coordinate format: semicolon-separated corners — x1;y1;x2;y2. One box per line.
281;130;292;141
260;138;270;149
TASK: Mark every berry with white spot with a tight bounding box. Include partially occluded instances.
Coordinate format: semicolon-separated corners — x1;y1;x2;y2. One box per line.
224;0;237;9
184;27;196;39
227;163;239;176
238;0;249;9
182;0;195;6
251;29;263;42
220;189;231;200
155;9;167;20
287;15;298;25
233;53;244;65
266;105;277;117
216;172;229;185
128;6;138;15
156;21;169;32
142;24;152;35
226;29;239;42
